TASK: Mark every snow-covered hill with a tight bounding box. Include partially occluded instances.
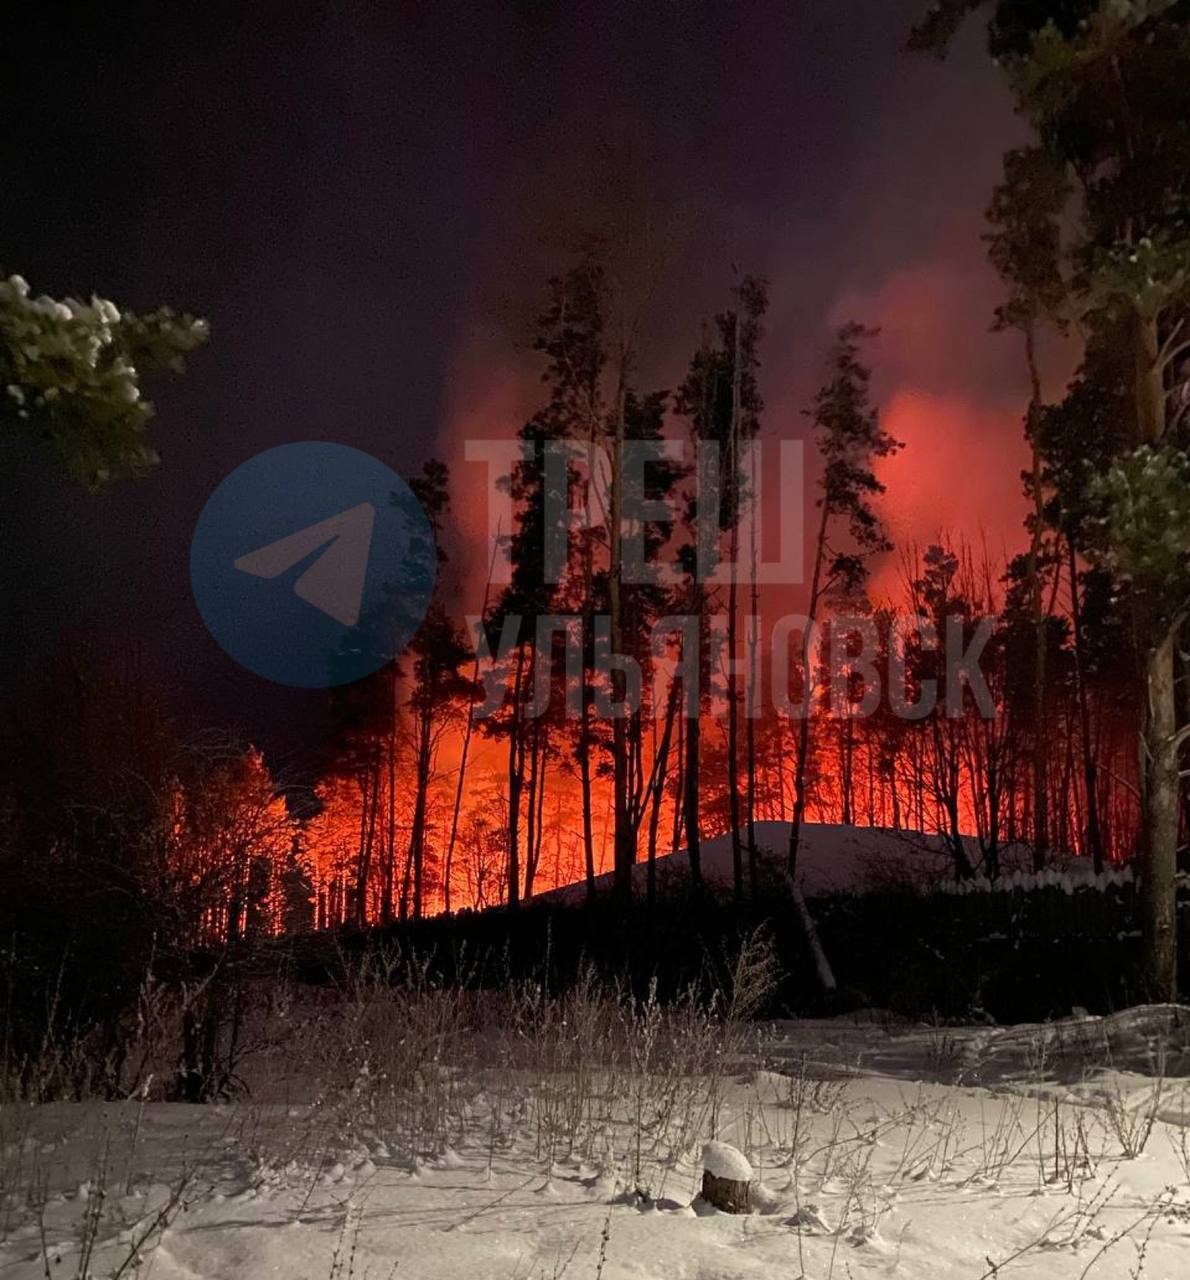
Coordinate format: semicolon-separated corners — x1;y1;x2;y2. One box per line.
546;820;1029;904
541;821;1136;906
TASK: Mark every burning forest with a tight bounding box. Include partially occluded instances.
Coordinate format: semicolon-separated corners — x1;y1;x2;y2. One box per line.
1;3;1189;1278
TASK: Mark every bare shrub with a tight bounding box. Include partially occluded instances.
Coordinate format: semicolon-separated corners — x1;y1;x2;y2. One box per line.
1099;1072;1165;1160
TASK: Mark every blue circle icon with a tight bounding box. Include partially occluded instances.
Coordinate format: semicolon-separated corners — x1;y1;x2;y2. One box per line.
191;442;436;687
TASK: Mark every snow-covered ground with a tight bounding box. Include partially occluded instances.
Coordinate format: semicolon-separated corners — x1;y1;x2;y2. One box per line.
547;821;1050;905
3;1006;1189;1279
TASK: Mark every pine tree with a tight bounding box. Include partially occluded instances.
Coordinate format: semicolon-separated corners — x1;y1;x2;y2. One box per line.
985;145;1070;869
674;277;768;900
787;324;901;877
913;0;1190;998
402;462;475;920
0;272;206;485
487;256;604;908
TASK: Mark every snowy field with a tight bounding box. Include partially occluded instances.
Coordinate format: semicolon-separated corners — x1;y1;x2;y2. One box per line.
3;1004;1190;1279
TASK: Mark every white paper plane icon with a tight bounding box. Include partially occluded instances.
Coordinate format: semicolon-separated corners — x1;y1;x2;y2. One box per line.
233;503;375;627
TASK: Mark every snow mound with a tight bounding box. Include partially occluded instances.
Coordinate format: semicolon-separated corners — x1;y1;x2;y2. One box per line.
702;1141;753;1181
544;820;1023;903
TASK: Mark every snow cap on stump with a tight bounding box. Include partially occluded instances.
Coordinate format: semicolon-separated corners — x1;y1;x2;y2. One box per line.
701;1141;753;1214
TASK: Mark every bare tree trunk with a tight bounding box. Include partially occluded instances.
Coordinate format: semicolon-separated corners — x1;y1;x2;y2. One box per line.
1024;323;1049;872
1068;536;1105;873
683;602;703;888
726;307;744;904
1142;628;1179;999
746;565;760;900
383;681;397;923
356;747;381;927
931;719;975;881
1134;308;1179;999
839;719;855;827
609;372;636;906
671;676;686;859
506;644;527;912
579;398;599;905
1180;636;1190;854
443;550;496;915
788;499;830;877
985;723;1002;881
579;703;597;901
523;720;539;902
408;701;433;921
523;724;549;900
646;669;682;914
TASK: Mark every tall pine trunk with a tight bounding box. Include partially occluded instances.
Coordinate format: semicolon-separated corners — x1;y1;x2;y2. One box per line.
580;411;599;905
579;699;597;901
726;311;744;904
506;644;527;911
356;748;381;927
746;577;760;900
788;499;829;877
408;700;433;921
1133;309;1179;998
683;601;703;887
1142;629;1180;998
609;373;636;905
1024;324;1049;872
1067;536;1105;874
442;553;495;916
384;697;397;923
647;669;682;914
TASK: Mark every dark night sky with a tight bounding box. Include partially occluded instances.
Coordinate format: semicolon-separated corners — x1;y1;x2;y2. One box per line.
0;1;1034;772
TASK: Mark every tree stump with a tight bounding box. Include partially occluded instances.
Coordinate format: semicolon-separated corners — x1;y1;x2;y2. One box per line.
700;1141;753;1214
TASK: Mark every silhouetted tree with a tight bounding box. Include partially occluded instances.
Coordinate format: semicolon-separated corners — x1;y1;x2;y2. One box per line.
787;324;901;876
